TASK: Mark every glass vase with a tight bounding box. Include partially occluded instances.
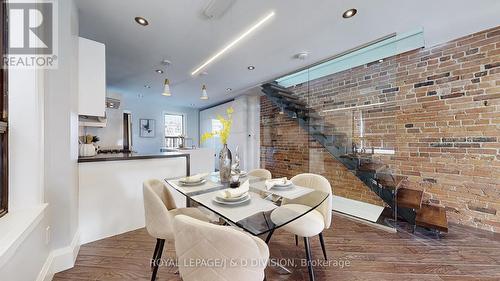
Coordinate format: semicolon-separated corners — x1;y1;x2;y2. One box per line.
219;144;232;183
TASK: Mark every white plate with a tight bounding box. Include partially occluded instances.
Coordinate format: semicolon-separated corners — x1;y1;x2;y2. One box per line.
271;183;294;190
272;180;293;187
216;192;249;202
213;194;251;205
179;179;206;186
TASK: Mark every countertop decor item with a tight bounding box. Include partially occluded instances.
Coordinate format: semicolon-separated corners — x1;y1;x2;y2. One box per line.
79;134;99;157
201;107;234;182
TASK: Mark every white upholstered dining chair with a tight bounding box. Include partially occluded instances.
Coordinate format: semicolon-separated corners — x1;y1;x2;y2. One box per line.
247;168;272;179
173;214;269;281
269;173;333;281
143;179;210;281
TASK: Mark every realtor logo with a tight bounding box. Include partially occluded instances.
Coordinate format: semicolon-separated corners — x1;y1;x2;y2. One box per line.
3;0;58;68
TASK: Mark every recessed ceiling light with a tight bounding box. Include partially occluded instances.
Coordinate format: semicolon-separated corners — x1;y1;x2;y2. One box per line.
155;69;164;74
144;85;151;88
247;66;255;70
226;88;232;92
191;11;275;76
135;17;149;26
342;8;357;19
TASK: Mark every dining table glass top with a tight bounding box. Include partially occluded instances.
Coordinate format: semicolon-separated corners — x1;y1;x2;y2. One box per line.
165;173;330;236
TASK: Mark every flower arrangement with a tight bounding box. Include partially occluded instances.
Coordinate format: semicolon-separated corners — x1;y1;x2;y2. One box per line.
201;107;234;144
80;134;99;144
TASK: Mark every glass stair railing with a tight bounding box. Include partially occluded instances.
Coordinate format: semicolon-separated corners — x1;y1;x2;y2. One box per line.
262;82;448;233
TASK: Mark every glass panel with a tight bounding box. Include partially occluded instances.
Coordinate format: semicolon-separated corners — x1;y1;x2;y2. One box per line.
261;39;406;230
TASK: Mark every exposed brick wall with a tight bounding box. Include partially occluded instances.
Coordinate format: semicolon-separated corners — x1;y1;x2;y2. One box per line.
260;97;385;205
260;26;500;232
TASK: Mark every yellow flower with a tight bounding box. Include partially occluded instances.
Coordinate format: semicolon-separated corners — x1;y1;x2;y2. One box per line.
201;107;234;145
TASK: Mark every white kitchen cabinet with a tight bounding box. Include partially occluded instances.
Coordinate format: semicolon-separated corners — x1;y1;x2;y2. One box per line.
78;37;106;117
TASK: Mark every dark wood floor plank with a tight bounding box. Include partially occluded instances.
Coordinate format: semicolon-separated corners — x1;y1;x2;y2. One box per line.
55;214;500;281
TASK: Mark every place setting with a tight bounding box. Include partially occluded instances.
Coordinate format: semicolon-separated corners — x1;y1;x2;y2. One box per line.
213;179;251;206
265;177;294;190
177;173;208;186
249;176;314;200
170;173;223;195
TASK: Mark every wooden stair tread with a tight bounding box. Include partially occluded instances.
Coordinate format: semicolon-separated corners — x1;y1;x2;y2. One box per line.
376;173;406;190
397;188;423;209
358;162;385;172
416;204;448;232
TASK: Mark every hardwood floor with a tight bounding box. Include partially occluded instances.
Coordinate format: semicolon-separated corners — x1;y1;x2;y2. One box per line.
54;214;500;281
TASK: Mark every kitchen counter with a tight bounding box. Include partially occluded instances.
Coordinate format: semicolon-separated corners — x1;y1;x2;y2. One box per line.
77;151;189;163
78;147;214;243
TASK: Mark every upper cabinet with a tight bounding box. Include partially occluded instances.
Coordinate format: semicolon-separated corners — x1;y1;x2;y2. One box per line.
78;37;106;117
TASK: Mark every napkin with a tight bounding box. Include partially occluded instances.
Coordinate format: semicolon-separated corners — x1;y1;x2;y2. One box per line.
265;177;288;190
180;173;209;183
219;180;249;199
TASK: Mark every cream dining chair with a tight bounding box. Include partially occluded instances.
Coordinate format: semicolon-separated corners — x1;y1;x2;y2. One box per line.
247;168;272;179
173;214;269;281
269;173;333;281
143;179;210;281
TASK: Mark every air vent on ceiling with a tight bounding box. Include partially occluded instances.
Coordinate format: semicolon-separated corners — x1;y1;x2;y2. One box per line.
203;0;235;19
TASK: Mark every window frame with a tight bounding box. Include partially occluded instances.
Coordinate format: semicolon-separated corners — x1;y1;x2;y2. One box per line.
0;1;9;218
164;113;185;137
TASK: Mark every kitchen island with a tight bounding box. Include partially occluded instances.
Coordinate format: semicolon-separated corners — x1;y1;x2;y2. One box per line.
78;148;214;243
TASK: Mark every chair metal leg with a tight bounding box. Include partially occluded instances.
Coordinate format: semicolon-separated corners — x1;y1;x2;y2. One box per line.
151;239;165;281
295;235;299;246
304;237;315;281
318;232;327;260
265;229;275;244
151;239;161;268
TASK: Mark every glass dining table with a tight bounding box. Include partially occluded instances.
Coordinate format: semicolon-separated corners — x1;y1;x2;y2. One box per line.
165;173;330;239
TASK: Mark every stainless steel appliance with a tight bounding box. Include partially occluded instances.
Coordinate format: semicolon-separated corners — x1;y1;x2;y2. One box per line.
123;113;133;152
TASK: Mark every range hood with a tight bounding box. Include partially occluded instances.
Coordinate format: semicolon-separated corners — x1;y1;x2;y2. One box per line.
79;115;107;127
79;97;121;127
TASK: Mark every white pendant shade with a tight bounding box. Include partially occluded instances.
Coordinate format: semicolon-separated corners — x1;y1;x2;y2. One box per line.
162;79;171;96
200;84;209;100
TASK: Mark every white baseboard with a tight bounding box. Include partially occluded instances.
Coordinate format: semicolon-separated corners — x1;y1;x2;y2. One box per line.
36;230;80;281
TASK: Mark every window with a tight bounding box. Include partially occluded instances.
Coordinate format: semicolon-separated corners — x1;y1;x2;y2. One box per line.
0;3;8;218
164;114;184;148
211;119;223;134
164;114;184;137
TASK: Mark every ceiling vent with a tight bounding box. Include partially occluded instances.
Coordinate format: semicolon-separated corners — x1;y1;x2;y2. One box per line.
203;0;236;19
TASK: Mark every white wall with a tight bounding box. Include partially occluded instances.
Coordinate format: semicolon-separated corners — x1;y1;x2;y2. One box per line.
1;1;80;280
44;0;80;252
246;93;261;171
199;89;261;171
120;93;200;154
8;63;45;211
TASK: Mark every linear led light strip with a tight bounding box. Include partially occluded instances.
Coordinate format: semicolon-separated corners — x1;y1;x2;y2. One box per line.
322;102;385;113
191;11;275;76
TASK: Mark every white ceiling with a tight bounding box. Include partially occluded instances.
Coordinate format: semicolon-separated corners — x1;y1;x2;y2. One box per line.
75;0;500;108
